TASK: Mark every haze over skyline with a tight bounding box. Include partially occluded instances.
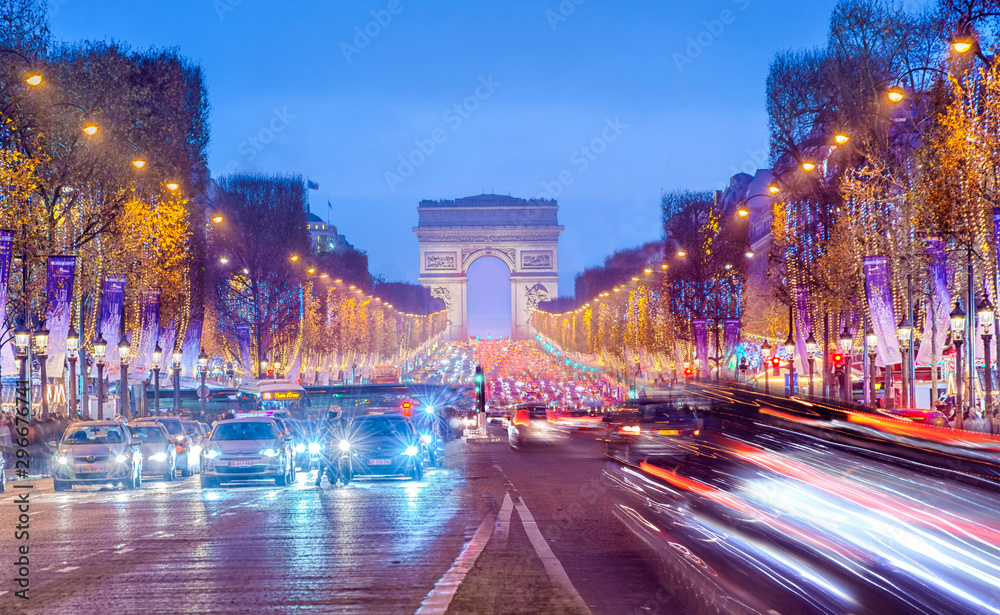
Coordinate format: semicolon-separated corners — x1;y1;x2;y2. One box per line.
48;0;900;298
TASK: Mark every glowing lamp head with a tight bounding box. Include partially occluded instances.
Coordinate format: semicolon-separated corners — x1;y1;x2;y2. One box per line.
953;40;973;53
839;329;853;352
290;255;300;262
834;133;850;145
950;303;967;338
212;214;224;224
768;184;780;194
83;124;98;136
761;340;772;357
66;326;79;353
802;161;816;172
132;158;146;169
166;182;179;191
117;338;131;362
677;249;687;258
152;343;163;366
737;205;749;217
887;88;904;103
26;74;42;86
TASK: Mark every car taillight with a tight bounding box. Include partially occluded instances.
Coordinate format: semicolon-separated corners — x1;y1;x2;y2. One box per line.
619;425;639;434
692;430;700;436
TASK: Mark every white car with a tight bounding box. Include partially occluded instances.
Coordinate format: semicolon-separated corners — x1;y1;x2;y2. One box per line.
200;418;294;488
51;421;144;491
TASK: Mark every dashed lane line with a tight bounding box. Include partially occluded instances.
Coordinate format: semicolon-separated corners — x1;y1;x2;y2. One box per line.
496;492;514;544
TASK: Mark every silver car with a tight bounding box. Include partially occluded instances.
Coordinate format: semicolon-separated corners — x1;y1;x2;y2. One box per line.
128;422;177;481
200;418;293;488
51;421;144;491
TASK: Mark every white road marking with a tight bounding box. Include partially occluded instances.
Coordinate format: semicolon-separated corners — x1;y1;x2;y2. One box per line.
514;497;592;614
0;590;8;596
416;518;494;615
56;566;79;573
116;548;135;554
496;492;514;544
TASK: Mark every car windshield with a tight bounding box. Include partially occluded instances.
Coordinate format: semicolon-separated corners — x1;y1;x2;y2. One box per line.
633;403;698;422
182;423;200;435
212;422;275;441
64;426;125;444
350;416;409;437
140;420;182;435
128;426;166;443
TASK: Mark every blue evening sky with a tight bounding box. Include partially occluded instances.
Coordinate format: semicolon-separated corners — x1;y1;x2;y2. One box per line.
49;0;924;332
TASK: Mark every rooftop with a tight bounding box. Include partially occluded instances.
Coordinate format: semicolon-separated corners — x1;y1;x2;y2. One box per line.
418;193;556;208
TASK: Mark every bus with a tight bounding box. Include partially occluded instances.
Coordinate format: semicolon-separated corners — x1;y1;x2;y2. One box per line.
371;365;401;384
236;379;310;419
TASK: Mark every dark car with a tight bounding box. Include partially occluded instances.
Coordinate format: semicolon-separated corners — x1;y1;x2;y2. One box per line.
604;398;704;465
323;414;425;483
132;416;199;476
508;404;560;448
128;421;177;481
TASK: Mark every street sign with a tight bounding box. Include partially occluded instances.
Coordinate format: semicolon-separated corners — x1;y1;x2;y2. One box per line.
197;385;210;400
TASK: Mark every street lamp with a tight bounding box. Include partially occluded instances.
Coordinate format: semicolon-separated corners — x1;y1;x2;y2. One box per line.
805;332;817;397
839;327;853;402
951;303;967;429
897;316;913;408
93;334;107;420
261;360;269;379
152;343;163;417
118;337;131;419
66;326;79;419
978;296;995;422
761;340;772;395
13;322;31;419
199;349;208;418
33;326;49;419
865;327;878;407
172;350;182;413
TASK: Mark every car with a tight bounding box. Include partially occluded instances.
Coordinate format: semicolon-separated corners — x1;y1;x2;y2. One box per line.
879;408;950;427
325;414;425;483
508;404;560;448
132;416;199;476
50;421;144;491
128;421;177;481
603;398;704;465
200;418;294;488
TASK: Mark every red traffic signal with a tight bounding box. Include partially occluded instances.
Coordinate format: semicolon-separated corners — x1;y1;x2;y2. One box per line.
684;367;693;376
770;357;781;368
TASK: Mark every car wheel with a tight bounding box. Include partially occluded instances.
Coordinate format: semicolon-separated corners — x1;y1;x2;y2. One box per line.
200;475;217;489
180;465;191;477
340;461;353;485
165;463;175;482
275;466;289;486
53;479;69;492
410;462;423;481
289;460;297;482
134;466;143;489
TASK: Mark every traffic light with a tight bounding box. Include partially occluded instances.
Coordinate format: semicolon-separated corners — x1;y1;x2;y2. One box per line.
770;356;781;375
684;367;693;378
832;353;844;368
474;365;486;413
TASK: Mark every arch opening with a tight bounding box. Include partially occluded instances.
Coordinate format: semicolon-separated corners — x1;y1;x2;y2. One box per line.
466;256;512;339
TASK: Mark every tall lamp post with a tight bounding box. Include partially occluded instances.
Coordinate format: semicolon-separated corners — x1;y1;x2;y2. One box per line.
784;333;795;396
839;327;854;403
979;297;995;425
13;323;31;421
66;326;79;419
805;332;817;397
198;349;208;418
761;340;772;395
151;343;162;417
34;326;49;419
93;335;107;420
897;316;913;409
866;327;878;407
118;337;130;419
951;303;967;430
172;351;182;414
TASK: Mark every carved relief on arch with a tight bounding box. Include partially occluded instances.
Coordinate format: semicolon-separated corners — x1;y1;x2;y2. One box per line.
460;247;516;271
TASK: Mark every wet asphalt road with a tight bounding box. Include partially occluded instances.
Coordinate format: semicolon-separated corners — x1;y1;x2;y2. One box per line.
0;427;683;615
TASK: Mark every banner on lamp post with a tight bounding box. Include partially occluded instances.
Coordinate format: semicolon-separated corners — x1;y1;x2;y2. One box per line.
235;322;251;375
44;256;76;378
793;284;813;375
692;319;708;379
916;239;951;366
180;312;203;381
98;276;126;380
131;289;160;381
723;318;741;378
0;231;15;378
863;256;902;367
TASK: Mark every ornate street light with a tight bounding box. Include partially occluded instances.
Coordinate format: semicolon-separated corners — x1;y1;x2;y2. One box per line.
760;340;772;395
33;326;50;419
93;334;108;419
978;296;996;421
66;326;80;419
951;303;967;429
866;327;878;407
897;316;913;408
118;337;131;419
839;328;853;403
172;350;182;413
152;343;163;417
199;349;209;418
805;332;817;397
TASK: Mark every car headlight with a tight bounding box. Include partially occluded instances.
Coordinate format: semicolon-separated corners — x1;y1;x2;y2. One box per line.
259;448;279;457
149;452;168;462
403;445;419;456
419;434;432;445
294;443;306;453
204;449;221;459
116;454;129;464
338;440;351;452
425;406;435;414
55;455;69;465
308;442;321;454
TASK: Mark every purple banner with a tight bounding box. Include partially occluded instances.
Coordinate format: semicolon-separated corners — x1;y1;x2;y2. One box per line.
692;318;708;378
180;312;203;380
131;289;160;380
44;256;76;378
723;318;740;378
158;323;176;364
97;276;126;379
0;230;14;378
793;284;813;374
863;256;902;367
916;239;951;365
235;323;251;375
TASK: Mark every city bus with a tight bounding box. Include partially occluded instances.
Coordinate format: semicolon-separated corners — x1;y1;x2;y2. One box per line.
371;365;401;384
236;379;310;419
